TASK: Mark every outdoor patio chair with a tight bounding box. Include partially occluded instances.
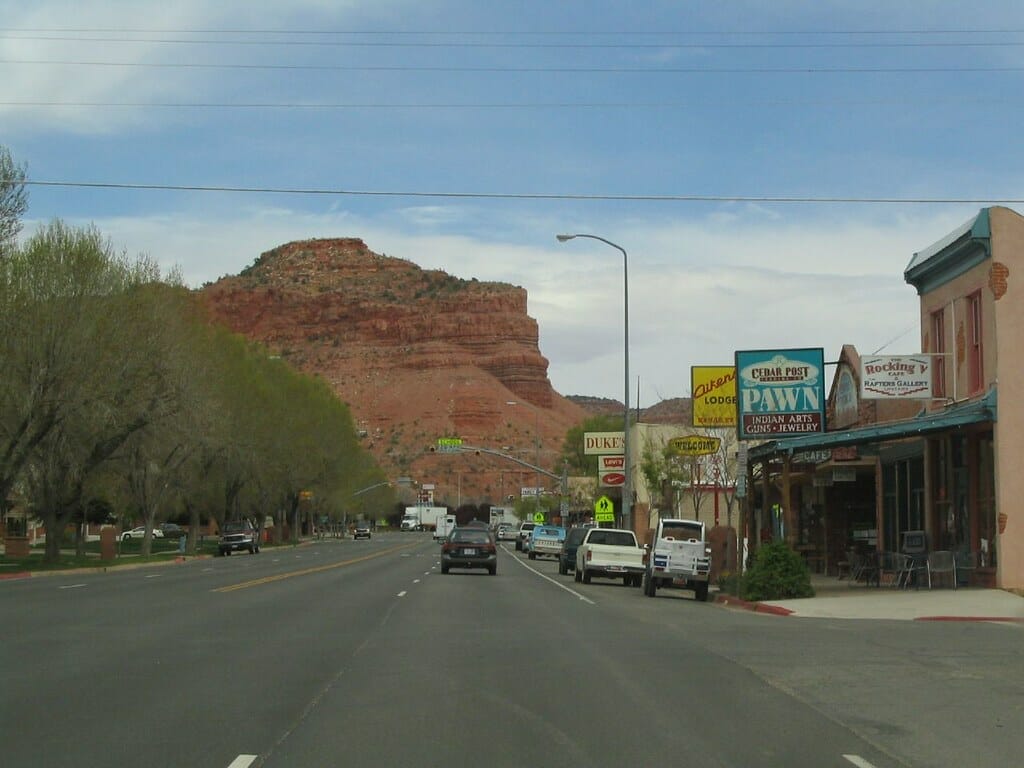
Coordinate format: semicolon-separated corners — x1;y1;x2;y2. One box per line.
953;550;977;587
927;550;957;589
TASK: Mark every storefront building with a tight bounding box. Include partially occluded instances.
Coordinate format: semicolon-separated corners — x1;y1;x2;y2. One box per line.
747;207;1021;591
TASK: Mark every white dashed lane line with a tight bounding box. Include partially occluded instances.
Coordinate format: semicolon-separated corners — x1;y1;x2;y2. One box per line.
226;756;257;768
397;590;407;597
843;756;878;768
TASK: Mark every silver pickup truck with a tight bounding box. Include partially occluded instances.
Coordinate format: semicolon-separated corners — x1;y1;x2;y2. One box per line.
642;518;711;601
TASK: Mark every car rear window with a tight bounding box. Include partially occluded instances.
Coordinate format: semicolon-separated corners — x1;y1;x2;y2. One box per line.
587;530;635;547
662;522;702;540
452;529;491;543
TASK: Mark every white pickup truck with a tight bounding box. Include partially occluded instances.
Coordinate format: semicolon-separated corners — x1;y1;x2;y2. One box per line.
642;518;712;601
575;527;646;587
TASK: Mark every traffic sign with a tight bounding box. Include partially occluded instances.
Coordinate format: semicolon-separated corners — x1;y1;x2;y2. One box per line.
435;437;463;453
594;495;615;523
533;511;546;523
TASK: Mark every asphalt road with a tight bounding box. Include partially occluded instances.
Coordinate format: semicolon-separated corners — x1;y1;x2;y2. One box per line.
2;533;1020;768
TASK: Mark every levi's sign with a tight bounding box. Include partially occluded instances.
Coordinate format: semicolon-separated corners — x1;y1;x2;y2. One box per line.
584;431;625;455
735;348;826;439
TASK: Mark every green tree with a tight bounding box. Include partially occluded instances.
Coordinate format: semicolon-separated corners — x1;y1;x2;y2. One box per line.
560;413;622;475
0;146;27;254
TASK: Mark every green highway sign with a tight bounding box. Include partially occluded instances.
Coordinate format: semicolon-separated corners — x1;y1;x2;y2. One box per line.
435;437;463;453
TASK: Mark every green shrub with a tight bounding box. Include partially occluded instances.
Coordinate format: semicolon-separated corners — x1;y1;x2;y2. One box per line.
741;542;815;601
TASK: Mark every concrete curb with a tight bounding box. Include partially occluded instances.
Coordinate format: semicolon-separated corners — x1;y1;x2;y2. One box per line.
915;615;1024;624
714;593;794;616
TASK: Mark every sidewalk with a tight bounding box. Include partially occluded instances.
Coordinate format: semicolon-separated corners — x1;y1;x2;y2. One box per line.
715;574;1024;623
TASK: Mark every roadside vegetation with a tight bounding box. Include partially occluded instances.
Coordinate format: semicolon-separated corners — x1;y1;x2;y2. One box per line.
0;146;391;565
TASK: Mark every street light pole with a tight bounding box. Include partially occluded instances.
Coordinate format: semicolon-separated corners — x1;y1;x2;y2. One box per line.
556;233;632;531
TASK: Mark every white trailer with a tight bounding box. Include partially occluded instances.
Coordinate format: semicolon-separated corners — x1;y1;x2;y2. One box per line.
402;506;449;532
433;514;457;541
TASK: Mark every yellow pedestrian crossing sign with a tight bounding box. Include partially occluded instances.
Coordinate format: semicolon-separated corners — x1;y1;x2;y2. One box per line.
594;495;615;523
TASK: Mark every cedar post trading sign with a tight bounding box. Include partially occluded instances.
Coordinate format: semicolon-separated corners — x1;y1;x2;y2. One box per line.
667;435;721;456
735;348;826;440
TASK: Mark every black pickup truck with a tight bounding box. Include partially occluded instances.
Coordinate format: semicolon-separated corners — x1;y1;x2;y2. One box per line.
218;520;260;556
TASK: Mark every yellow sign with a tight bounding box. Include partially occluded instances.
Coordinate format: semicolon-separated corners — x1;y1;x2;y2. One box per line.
594;495;615;522
691;366;737;427
668;435;722;457
533;511;546;523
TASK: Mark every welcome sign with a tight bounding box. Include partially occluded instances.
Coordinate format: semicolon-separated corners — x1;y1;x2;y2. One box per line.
735;348;826;439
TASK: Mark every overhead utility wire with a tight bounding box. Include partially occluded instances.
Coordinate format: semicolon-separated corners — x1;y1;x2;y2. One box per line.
3;27;1024;36
3;33;1024;49
3;60;1022;74
18;179;1024;204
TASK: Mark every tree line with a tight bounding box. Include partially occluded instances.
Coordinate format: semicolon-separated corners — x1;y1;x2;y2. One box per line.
0;147;390;562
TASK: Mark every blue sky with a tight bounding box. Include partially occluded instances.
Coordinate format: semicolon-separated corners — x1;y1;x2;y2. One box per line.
4;1;1024;406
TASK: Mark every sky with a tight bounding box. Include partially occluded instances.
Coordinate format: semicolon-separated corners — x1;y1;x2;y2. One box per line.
4;1;1024;407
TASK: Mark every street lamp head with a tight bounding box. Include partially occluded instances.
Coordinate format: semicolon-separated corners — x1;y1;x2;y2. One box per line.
556;234;576;242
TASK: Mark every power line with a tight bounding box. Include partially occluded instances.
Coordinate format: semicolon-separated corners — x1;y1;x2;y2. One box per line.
18;179;1024;204
3;59;1022;74
3;33;1024;50
3;27;1024;36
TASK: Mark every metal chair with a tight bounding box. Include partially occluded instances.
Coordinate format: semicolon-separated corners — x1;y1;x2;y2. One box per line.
954;551;977;587
927;550;957;589
890;553;915;589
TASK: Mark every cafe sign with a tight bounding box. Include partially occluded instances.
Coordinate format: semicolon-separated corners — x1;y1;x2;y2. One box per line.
861;355;932;399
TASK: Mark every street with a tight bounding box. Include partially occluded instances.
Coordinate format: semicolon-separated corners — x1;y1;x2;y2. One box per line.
1;533;1020;768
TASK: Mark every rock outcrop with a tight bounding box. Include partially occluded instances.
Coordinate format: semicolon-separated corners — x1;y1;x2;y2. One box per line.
200;238;586;506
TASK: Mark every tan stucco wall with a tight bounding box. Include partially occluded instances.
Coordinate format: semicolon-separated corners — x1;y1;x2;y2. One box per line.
989;207;1024;589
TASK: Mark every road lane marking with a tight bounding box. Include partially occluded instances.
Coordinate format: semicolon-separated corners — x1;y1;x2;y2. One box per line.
843;756;878;768
397;591;407;597
145;574;161;579
59;584;86;590
226;756;257;768
413;578;420;583
213;542;419;593
504;546;595;605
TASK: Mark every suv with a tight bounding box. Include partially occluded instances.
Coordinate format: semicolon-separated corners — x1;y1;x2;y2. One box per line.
558;526;589;575
218;520;260;556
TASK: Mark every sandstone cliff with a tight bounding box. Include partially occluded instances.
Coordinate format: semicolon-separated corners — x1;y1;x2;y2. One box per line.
200;238;587;506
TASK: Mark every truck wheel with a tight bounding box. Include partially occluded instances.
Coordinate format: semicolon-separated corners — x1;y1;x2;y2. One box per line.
582;570;591;584
528;552;536;560
488;566;496;576
558;560;567;576
574;568;581;583
441;564;449;574
695;581;710;602
248;545;255;554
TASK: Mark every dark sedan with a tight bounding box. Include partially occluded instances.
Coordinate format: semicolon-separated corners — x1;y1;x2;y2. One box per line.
441;527;497;575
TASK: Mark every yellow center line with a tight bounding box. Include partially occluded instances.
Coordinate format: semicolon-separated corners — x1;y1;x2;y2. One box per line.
213;541;421;593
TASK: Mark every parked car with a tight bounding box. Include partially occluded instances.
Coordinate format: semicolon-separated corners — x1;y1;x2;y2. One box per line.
354;524;372;540
558;526;590;575
218;520;260;556
121;526;163;541
159;523;185;539
441;526;497;575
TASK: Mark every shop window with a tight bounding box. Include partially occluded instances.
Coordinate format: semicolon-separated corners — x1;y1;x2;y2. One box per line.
931;309;946;398
967;292;984;395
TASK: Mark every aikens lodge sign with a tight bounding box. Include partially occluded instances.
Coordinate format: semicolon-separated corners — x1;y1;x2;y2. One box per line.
735;348;826;440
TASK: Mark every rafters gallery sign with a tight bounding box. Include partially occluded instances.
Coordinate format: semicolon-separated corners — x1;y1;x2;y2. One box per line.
860;355;933;399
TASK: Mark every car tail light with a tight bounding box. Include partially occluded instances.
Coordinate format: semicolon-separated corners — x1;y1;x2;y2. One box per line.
484;543;496;554
586;550;592;562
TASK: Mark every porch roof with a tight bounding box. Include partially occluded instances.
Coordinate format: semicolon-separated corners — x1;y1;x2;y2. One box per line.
747;388;996;461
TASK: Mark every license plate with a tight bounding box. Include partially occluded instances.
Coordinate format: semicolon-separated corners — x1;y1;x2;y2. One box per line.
607;565;625;572
463;548;477;556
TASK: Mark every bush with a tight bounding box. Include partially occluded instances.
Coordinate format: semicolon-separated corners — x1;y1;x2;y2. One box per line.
741;542;815;601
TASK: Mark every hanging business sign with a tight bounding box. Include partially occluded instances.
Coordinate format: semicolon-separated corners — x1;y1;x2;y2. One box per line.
598;455;626;487
860;355;933;399
735;348;826;439
667;435;721;456
584;431;625;455
691;366;737;427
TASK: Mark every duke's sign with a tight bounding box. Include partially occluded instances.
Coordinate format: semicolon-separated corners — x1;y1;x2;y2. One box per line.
735;348;826;439
584;431;625;455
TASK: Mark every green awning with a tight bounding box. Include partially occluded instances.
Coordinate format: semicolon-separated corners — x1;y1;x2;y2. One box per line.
748;388;996;460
